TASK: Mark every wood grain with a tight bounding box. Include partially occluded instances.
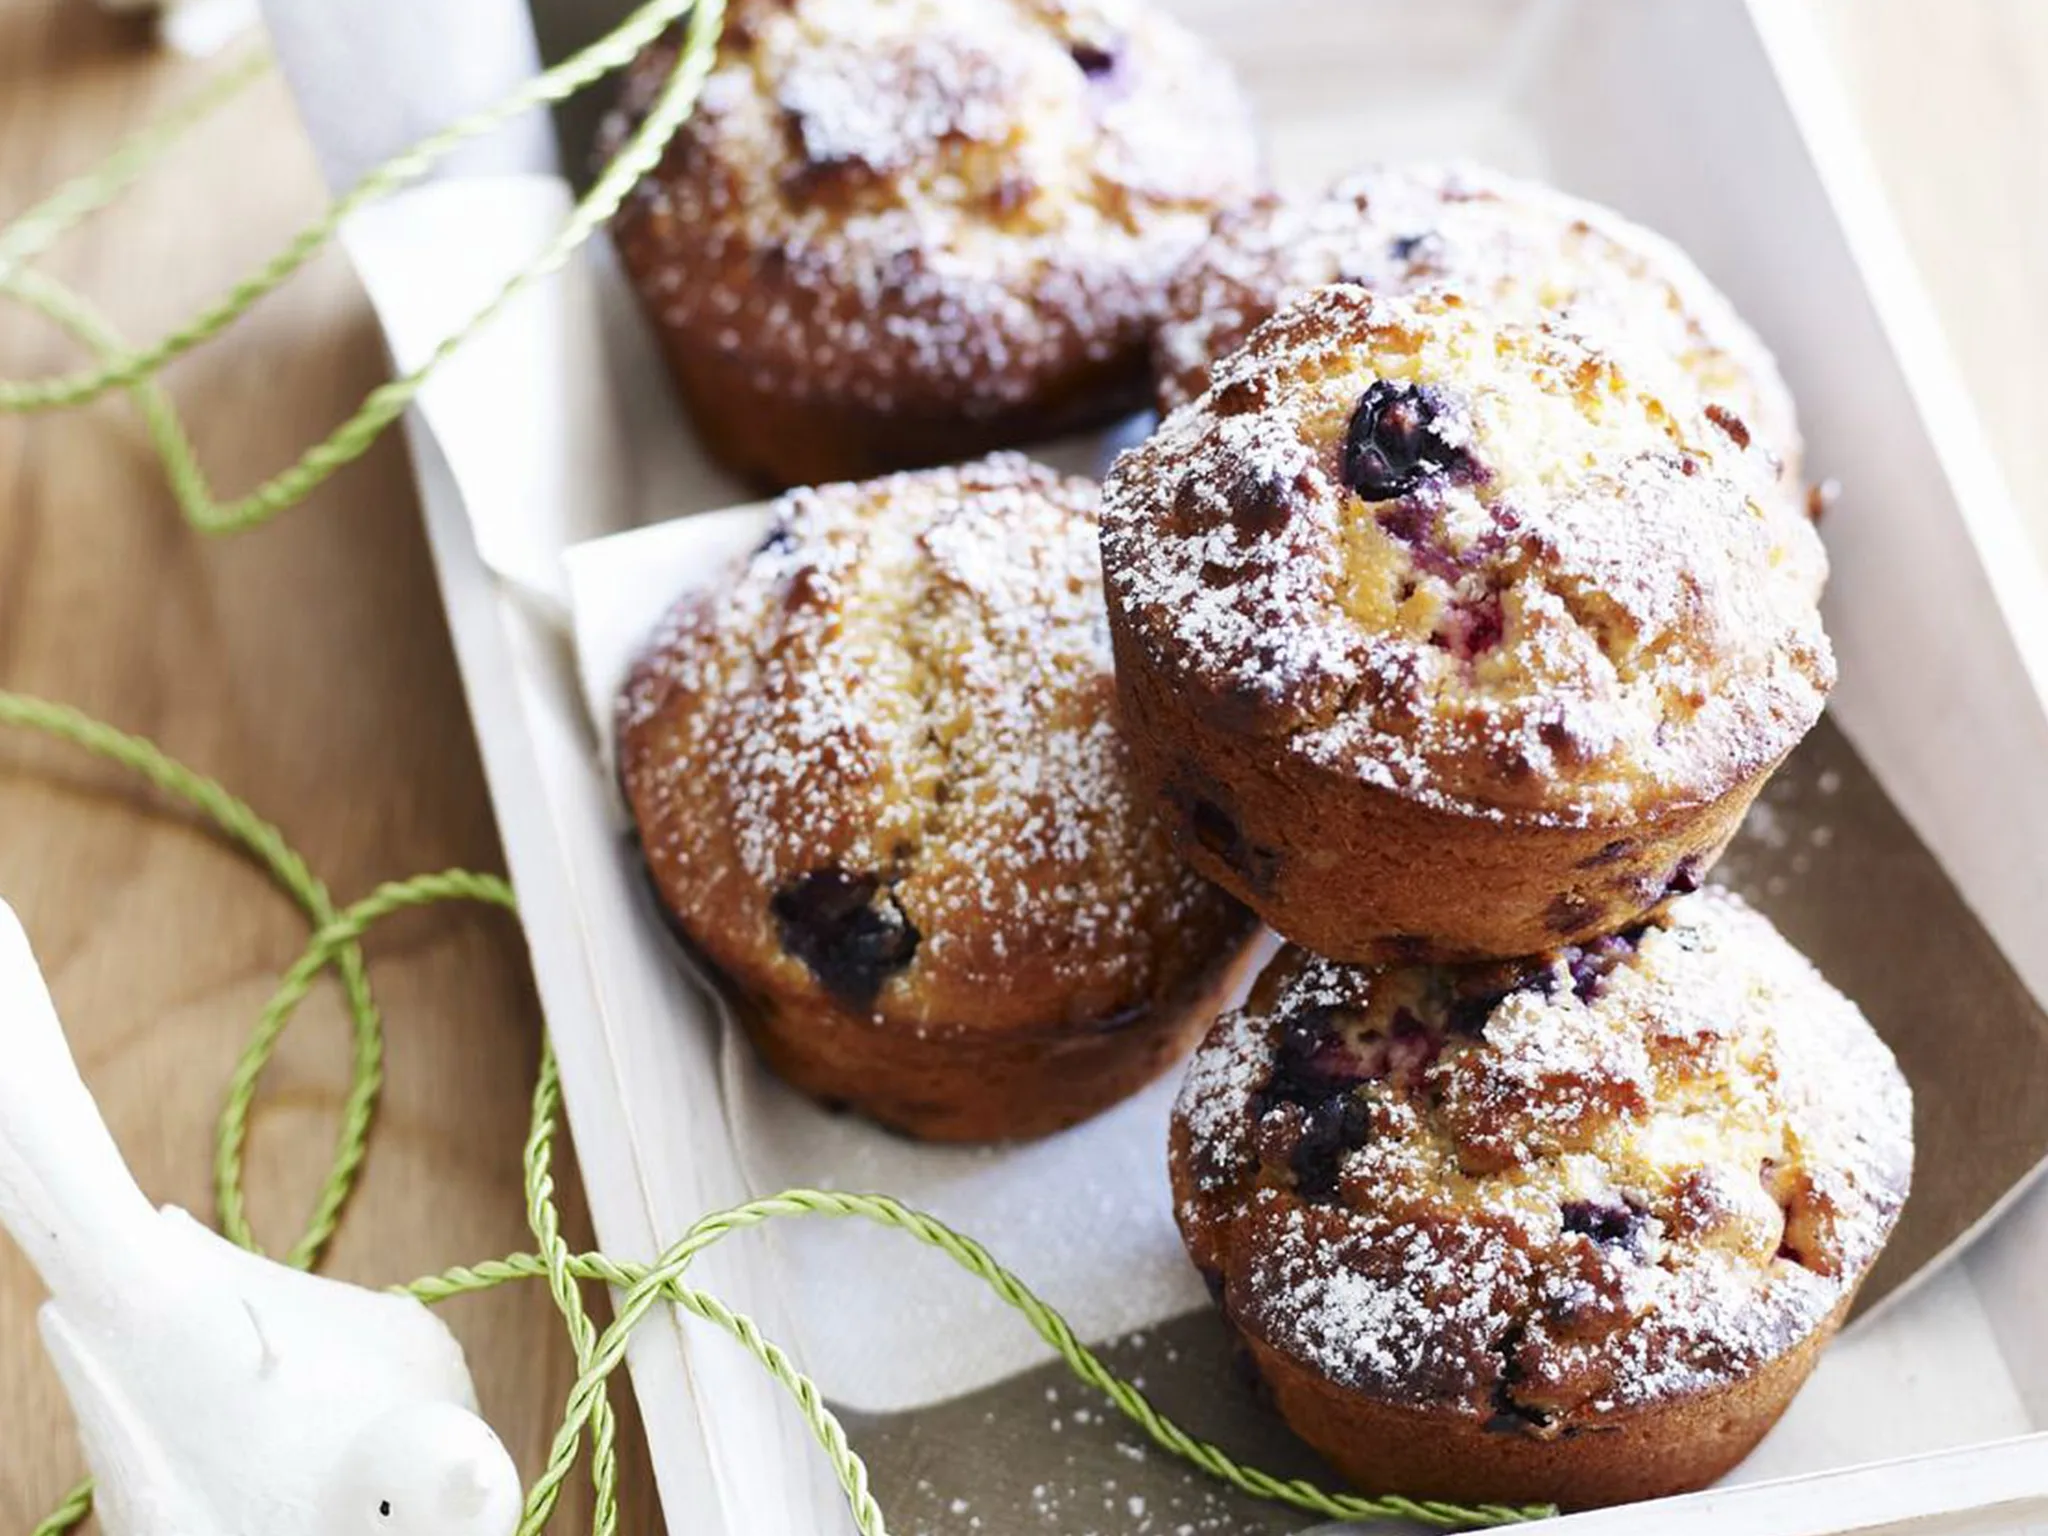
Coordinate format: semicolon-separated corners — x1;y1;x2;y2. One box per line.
0;1;2041;1530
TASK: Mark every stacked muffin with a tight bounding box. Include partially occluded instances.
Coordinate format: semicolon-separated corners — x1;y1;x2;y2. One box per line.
1116;167;1912;1507
607;7;1912;1513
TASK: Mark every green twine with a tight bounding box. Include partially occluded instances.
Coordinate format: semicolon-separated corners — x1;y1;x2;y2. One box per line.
0;0;723;535
0;24;1557;1536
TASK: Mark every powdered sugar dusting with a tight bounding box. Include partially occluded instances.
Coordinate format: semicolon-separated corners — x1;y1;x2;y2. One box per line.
1153;162;1804;497
1172;890;1913;1422
606;0;1261;416
1103;285;1835;826
619;455;1246;1026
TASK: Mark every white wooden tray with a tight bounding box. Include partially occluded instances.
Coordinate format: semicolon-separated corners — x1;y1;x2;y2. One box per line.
259;0;2048;1530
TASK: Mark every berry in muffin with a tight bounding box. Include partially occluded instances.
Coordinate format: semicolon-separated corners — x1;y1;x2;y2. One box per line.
606;0;1263;490
1153;165;1803;507
1102;283;1834;962
1170;889;1912;1509
618;454;1259;1141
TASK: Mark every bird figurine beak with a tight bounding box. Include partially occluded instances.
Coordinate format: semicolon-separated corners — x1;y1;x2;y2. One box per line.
320;1402;524;1536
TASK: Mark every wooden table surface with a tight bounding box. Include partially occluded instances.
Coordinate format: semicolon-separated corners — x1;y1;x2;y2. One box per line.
0;1;2042;1530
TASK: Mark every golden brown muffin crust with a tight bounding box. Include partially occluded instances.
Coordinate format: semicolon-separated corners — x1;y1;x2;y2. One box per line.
606;0;1262;436
619;454;1252;1041
1153;163;1803;499
1172;890;1912;1436
1104;284;1834;830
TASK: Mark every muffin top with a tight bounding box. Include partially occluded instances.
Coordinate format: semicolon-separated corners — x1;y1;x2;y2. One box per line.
1101;285;1834;827
606;0;1261;416
618;454;1249;1033
1153;163;1802;490
1171;889;1913;1430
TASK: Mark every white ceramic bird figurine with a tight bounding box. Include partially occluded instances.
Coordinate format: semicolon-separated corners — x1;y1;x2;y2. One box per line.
0;900;524;1536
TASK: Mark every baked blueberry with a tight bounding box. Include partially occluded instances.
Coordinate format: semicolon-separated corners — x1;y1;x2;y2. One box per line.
769;867;920;1009
1564;929;1644;1002
1342;382;1474;502
1289;1092;1374;1203
1069;39;1118;77
1560;1199;1647;1250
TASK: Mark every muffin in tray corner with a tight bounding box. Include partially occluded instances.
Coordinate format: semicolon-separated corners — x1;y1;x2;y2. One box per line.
604;0;1263;490
1152;162;1805;510
617;454;1258;1142
1102;282;1834;963
1169;888;1913;1510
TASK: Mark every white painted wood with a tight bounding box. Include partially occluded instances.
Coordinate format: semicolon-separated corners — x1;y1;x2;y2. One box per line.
365;212;848;1536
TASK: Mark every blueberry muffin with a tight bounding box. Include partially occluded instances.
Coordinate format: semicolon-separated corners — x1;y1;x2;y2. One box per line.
1170;889;1912;1509
1153;164;1803;506
618;455;1258;1141
1101;284;1833;962
605;0;1262;490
